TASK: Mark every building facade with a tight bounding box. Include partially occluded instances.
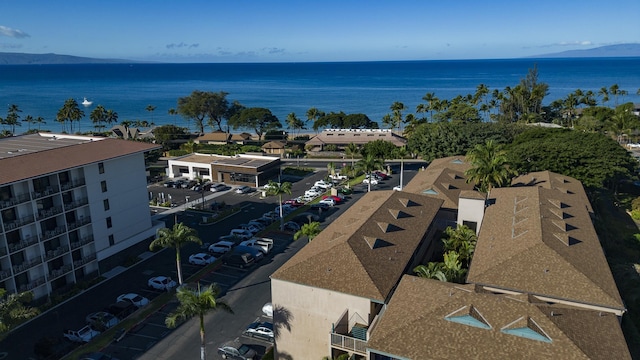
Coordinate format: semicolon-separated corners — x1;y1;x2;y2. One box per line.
166;153;281;187
0;133;163;300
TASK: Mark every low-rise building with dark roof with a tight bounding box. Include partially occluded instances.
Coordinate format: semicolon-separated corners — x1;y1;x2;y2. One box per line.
367;275;630;360
271;191;442;359
305;129;407;151
0;133;164;300
193;131;252;145
166;153;280;187
270;156;630;359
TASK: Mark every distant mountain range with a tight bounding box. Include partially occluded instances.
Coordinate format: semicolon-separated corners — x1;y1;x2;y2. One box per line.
530;43;640;58
0;44;638;64
0;52;134;65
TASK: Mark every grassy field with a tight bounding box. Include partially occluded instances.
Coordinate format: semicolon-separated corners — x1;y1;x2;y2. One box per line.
593;189;640;358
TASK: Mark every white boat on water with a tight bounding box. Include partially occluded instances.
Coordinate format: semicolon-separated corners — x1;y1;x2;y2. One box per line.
82;97;93;106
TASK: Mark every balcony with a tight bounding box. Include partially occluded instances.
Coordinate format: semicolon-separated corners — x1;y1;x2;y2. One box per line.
3;214;35;232
44;246;68;261
330;333;367;355
0;269;11;280
68;216;91;231
7;235;40;253
73;254;96;267
18;276;46;292
63;197;88;211
42;227;66;240
70;235;94;250
60;179;86;191
49;264;72;279
31;185;59;200
37;206;63;220
12;257;43;274
0;193;30;209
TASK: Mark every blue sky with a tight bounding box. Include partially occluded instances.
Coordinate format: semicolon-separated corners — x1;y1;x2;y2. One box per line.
0;0;638;63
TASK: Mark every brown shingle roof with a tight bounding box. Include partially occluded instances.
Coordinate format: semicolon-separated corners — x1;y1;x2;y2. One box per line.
0;134;159;185
194;131;230;142
403;156;475;209
512;171;593;214
305;129;407;147
367;275;630;360
271;191;443;302
467;184;624;311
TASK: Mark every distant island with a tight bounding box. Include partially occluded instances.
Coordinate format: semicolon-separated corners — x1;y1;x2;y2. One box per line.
0;52;134;65
530;43;640;58
0;44;639;65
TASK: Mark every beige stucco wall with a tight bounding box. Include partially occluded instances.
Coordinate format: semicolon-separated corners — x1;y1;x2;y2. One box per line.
272;278;371;359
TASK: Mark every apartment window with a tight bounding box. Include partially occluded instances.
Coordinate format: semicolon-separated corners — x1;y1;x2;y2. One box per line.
98;162;105;174
106;217;112;228
101;180;108;192
108;234;115;246
103;199;110;211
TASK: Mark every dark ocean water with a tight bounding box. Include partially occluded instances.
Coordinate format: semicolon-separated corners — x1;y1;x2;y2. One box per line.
0;58;638;133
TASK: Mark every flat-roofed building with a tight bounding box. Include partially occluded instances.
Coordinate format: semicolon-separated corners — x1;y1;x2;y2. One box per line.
0;133;163;300
166;153;280;187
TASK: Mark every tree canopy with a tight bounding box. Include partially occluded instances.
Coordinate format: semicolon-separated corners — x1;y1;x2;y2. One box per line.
228;107;281;140
312;111;378;131
177;90;236;133
408;122;526;161
507;127;637;189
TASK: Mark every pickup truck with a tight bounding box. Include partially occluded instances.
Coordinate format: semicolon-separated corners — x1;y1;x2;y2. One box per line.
239;237;273;255
63;325;101;343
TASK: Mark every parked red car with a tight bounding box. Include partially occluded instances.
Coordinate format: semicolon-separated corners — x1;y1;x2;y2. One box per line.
322;195;343;203
283;199;305;207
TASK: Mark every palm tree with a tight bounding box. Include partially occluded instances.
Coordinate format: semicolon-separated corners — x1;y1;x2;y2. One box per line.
598;87;610;106
413;262;447;282
22;115;34;131
105;109;118;128
146;104;156;123
56;98;84;133
165;284;232;360
286;112;304;139
0;289;40;335
356;154;383;192
464;140;516;193
90;105;107;132
265;180;292;230
5;104;22;135
421;92;439;122
149;222;202;285
306;107;324;134
442;225;477;267
34;116;45;131
441;251;467;284
393;146;408;190
294;221;322;241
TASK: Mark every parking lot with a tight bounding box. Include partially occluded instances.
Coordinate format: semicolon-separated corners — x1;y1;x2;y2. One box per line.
0;162;425;360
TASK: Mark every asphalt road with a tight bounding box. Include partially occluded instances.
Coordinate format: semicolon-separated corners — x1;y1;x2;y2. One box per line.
0;162;425;360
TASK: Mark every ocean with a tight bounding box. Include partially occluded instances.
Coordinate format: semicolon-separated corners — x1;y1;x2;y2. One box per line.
0;57;639;133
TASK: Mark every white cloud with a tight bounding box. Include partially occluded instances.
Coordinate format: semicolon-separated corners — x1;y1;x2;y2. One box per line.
556;40;593;46
165;42;199;49
0;25;30;39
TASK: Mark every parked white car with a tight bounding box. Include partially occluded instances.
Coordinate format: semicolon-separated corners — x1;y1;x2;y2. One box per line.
235;185;251;194
147;276;177;291
362;178;379;185
314;180;333;189
63;325;101;343
188;253;216;266
240;223;261;234
239;237;274;254
319;198;336;206
229;228;253;240
117;293;150;307
208;240;235;254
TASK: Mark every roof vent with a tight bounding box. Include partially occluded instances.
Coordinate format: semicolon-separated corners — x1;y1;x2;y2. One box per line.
501;317;552;343
388;209;412;220
363;236;394;249
445;305;491;330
